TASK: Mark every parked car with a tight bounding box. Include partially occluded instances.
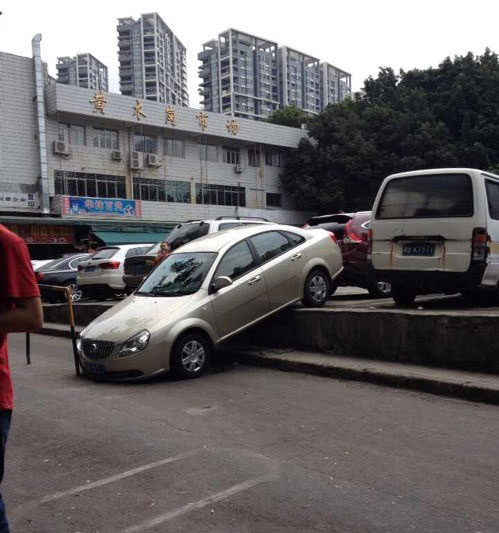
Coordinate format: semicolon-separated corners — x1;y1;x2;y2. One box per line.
339;212;392;298
32;259;53;271
36;254;90;302
304;213;354;241
123;217;274;293
77;244;154;300
370;168;499;305
77;224;343;381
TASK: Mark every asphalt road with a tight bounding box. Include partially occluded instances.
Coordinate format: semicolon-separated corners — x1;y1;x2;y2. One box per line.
4;333;499;532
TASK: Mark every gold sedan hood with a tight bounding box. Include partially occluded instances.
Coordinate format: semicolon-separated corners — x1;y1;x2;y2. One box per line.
81;294;194;341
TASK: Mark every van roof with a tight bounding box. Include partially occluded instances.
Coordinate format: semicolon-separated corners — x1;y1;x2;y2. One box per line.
386;168;499;180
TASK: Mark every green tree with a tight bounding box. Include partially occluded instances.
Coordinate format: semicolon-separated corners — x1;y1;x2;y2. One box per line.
266;105;310;128
280;50;499;214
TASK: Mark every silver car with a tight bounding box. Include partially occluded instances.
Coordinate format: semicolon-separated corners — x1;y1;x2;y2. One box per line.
77;224;343;380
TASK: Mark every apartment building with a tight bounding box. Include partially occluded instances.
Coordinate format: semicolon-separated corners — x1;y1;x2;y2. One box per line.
56;53;108;91
199;29;352;119
0;48;307;256
117;13;188;106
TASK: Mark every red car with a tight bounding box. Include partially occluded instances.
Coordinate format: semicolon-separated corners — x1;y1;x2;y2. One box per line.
339;211;391;297
305;212;391;297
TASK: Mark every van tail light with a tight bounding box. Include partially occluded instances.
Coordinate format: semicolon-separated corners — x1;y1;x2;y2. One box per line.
343;220;363;243
367;229;373;257
328;231;337;243
35;271;44;282
99;261;121;270
472;228;489;262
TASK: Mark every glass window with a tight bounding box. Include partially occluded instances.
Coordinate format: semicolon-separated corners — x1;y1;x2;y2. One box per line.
215;241;256;281
250;231;292;263
199;144;218;162
58;124;86;146
137;253;217;296
195;184;246;207
282;231;305;247
93;128;119;150
248;148;260;167
166;222;210;250
266;193;281;207
164;138;185;158
165;180;191;203
376;174;474;219
134;134;157;154
486;180;499;220
219;222;243;230
223;147;240;165
132;177;166;202
91;248;119;260
54;171;126;199
125;246;151;258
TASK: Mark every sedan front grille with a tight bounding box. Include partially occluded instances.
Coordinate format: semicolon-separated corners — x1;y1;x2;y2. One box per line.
82;339;115;360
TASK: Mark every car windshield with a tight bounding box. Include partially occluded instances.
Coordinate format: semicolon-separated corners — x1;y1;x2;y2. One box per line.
136;252;217;296
90;247;119;260
377;174;473;219
166;223;210;250
39;257;69;272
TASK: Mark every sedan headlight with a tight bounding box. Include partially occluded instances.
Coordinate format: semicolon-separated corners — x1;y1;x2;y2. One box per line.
76;336;82;354
118;330;150;357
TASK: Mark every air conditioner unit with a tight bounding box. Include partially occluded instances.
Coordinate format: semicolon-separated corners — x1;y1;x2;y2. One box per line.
53;140;71;156
234;164;243;174
147;153;160;167
130;151;143;169
111;150;123;161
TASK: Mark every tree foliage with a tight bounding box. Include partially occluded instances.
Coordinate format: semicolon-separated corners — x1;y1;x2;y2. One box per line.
266;105;310;128
277;50;499;213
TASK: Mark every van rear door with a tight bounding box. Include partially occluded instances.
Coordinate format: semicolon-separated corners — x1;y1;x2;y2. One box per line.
371;172;485;273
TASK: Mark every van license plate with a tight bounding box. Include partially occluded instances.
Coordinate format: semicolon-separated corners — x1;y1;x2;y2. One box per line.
403;243;435;256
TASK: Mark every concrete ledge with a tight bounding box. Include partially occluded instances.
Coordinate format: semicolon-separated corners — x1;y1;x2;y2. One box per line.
230;307;499;373
43;302;113;327
228;348;499;405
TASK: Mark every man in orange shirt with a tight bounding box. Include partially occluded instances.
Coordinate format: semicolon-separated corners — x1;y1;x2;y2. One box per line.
0;224;43;532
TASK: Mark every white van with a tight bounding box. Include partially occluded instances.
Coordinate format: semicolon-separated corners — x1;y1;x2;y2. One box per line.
369;168;499;305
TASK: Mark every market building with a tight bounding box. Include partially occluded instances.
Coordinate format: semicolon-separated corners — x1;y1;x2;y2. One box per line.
0;38;308;258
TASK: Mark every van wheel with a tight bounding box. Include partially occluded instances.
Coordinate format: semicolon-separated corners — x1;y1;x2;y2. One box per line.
303;269;330;307
368;281;392;298
171;333;210;379
392;288;417;306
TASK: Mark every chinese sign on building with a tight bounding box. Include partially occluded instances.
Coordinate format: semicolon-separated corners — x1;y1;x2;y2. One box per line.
196;111;208;132
0;192;40;211
62;196;142;218
90;91;107;114
133;99;146;121
6;223;74;244
165;106;176;126
226;119;240;136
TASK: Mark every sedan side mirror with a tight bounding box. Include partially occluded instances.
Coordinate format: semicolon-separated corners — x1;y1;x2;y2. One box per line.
212;276;233;292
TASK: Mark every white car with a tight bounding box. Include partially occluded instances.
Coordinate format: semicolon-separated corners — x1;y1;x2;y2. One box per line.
32;259;53;271
77;244;154;300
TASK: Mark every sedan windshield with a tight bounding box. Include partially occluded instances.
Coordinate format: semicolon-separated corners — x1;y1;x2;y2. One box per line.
136;252;216;296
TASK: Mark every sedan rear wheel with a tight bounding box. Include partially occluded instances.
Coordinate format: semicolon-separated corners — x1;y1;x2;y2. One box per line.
171;333;210;379
303;269;330;307
67;283;83;303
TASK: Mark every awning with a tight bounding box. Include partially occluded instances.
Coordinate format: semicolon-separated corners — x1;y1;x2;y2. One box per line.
93;231;164;245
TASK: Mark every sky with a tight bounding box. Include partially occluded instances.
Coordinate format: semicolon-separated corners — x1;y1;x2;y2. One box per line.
0;0;498;108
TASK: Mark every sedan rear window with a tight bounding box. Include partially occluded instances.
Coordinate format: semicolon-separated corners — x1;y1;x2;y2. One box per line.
90;248;119;260
250;231;292;263
376;174;473;219
166;223;210;250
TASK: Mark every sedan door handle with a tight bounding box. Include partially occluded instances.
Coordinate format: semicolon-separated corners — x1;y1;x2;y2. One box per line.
248;275;261;285
291;253;302;261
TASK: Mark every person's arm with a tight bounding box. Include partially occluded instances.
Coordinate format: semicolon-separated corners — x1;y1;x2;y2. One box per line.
0;297;43;333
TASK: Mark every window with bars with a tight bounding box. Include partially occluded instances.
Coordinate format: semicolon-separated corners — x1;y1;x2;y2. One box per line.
248;148;260;167
195;183;246;207
93;128;119;150
58;124;86;146
164;138;185;158
132;178;191;204
54;171;126;199
222;147;240;165
264;150;282;167
134;134;158;154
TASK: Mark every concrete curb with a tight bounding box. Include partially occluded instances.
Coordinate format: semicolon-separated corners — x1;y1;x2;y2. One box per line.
229;349;499;405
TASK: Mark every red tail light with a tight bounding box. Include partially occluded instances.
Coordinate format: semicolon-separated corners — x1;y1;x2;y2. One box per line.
35;271;44;281
99;261;121;270
302;223;311;229
367;229;373;256
343;220;363;243
472;228;489;262
328;231;337;243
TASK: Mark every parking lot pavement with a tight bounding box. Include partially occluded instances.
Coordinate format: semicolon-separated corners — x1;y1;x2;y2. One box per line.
4;333;499;532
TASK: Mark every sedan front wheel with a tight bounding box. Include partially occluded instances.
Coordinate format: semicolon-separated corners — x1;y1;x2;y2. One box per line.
171;333;210;379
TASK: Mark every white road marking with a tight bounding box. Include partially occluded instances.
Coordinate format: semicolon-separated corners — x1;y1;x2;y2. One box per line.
124;474;273;532
39;449;200;504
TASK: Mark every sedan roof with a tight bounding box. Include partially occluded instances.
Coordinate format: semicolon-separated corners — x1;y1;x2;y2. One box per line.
175;224;305;253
